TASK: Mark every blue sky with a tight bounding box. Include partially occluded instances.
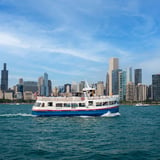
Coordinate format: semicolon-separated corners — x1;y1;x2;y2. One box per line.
0;0;160;87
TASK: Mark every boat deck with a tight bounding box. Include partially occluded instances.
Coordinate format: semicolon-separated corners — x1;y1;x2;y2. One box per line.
37;95;119;102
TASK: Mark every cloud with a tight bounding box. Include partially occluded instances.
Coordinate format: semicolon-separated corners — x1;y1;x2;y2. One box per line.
0;32;29;48
0;0;160;87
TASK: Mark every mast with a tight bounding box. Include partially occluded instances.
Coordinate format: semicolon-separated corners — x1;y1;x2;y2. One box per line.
83;81;95;97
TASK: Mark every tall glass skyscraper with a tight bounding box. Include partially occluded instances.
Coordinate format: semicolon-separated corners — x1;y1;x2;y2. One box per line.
44;73;49;97
126;67;132;83
119;70;126;101
152;74;160;101
134;69;142;85
1;63;8;91
108;58;119;95
112;69;121;95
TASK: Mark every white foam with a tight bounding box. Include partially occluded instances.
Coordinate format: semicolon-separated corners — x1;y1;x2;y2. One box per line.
79;116;92;118
101;111;121;117
0;113;33;117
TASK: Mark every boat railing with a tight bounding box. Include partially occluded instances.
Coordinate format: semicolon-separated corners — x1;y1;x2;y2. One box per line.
87;95;119;100
37;95;119;102
37;96;82;101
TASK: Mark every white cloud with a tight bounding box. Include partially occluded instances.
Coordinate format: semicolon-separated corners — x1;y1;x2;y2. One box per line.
0;0;160;87
0;32;30;48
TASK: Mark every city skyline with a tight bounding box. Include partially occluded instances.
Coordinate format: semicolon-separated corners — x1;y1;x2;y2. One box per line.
1;62;160;101
0;0;160;87
0;61;156;89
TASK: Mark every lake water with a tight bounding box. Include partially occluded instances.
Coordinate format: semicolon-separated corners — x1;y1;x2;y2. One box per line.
0;104;160;160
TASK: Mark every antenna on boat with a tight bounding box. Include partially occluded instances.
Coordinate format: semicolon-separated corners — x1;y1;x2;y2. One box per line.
83;81;96;97
85;81;90;88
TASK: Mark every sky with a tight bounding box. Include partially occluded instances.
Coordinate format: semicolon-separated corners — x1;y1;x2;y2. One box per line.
0;0;160;87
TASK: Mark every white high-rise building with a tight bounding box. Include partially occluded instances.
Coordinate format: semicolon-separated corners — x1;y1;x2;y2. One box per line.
96;81;104;96
134;84;148;101
108;58;119;95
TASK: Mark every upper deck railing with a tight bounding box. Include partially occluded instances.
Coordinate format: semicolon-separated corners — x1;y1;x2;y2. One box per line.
37;95;119;102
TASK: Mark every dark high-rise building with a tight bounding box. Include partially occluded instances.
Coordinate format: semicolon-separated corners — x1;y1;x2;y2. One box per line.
152;74;160;101
1;63;8;91
23;81;38;93
112;69;122;95
48;80;52;96
44;73;49;97
106;73;109;95
134;69;142;85
64;84;71;93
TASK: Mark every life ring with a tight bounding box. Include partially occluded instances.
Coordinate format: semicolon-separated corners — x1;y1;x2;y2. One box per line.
81;97;85;101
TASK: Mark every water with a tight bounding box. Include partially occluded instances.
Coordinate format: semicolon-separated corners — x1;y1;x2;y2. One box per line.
0;104;160;160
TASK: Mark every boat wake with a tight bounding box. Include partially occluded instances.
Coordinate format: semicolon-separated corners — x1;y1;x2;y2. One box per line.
101;111;120;117
79;116;93;118
79;112;120;118
0;113;33;117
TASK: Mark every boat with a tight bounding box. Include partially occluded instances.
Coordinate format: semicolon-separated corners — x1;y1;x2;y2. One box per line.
32;84;120;117
135;103;149;107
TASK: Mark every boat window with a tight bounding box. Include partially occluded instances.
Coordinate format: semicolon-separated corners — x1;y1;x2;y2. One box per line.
88;101;93;106
103;102;108;106
96;102;102;106
71;103;78;108
34;102;41;107
64;103;70;107
42;103;45;107
48;102;53;106
109;101;114;105
79;103;85;107
56;103;62;107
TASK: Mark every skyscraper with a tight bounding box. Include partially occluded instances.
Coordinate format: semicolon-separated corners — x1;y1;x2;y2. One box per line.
112;69;121;95
96;81;104;96
134;84;148;102
126;67;132;83
64;84;71;93
134;69;142;85
23;81;38;93
44;73;49;97
108;58;119;95
1;63;8;91
119;70;126;101
126;82;135;101
106;73;109;95
38;76;44;96
48;80;52;96
152;74;160;101
38;73;51;96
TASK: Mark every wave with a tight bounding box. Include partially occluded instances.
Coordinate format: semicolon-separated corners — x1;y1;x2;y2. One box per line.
79;116;93;118
101;111;121;117
79;112;121;118
0;113;33;117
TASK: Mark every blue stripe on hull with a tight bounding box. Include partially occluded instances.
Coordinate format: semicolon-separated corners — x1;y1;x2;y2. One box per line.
32;107;119;117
